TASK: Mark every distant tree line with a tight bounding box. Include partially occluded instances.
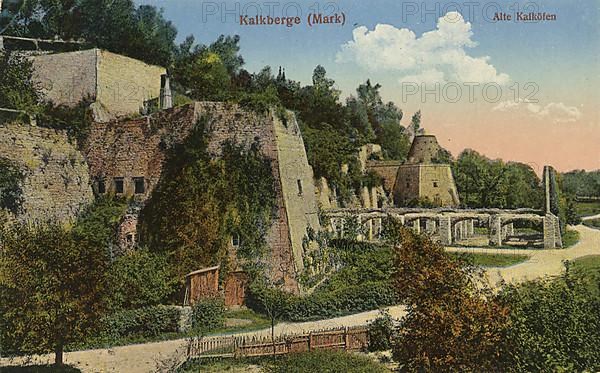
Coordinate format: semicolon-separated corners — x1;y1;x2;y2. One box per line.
561;170;600;198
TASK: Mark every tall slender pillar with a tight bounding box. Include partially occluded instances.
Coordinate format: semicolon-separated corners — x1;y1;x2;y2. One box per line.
489;216;502;246
413;219;421;234
439;216;452;245
467;219;474;237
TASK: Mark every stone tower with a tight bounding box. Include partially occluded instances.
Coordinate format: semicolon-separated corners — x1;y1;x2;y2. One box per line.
393;134;460;207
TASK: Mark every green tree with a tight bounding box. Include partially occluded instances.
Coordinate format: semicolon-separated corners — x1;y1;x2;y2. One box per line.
499;262;600;371
172;49;231;100
4;0;177;66
0;223;109;365
0;50;41;114
71;196;128;256
248;279;292;356
410;110;421;134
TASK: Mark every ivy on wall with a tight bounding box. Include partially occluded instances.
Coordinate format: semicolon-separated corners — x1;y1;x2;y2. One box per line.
138;116;277;287
0;157;24;214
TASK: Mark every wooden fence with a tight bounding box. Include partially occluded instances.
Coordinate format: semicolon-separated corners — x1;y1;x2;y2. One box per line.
187;326;369;359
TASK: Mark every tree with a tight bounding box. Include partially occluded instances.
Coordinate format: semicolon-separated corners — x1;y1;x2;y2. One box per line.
172;48;231;100
499;262;600;371
410;110;421;135
384;219;510;371
248;279;292;356
0;222;109;365
4;0;177;66
0;50;41;113
208;34;244;75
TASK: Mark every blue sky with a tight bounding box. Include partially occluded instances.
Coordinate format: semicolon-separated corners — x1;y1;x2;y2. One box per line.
136;0;599;171
135;0;598;95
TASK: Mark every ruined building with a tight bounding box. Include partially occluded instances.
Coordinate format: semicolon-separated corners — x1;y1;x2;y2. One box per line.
394;134;460;207
84;102;321;293
0;48;320;295
30;48;167;120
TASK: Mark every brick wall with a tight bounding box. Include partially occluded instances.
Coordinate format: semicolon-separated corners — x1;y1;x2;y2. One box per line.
0;122;94;223
84;104;195;200
85;102;320;293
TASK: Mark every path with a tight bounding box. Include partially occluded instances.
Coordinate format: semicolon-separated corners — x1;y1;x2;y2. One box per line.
0;306;407;373
446;224;600;287
581;213;600;221
3;225;598;372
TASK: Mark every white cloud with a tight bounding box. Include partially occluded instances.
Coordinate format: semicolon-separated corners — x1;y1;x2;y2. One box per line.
492;100;582;123
336;12;509;85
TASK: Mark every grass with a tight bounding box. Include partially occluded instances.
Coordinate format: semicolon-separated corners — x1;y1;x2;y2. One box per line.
207;308;271;336
450;252;529;267
575;201;600;218
178;357;261;372
0;365;81;373
66;308;272;351
583;218;600;230
178;350;391;373
571;255;600;275
562;229;580;248
571;255;600;296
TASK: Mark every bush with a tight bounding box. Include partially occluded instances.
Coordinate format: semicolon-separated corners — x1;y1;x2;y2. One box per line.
368;310;396;352
499;264;600;372
247;240;398;322
191;297;226;332
106;250;176;311
284;281;397;322
100;305;180;340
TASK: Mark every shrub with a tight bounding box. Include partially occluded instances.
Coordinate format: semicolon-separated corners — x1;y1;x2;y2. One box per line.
368;310;396;352
106;250;176;311
247;240;398;322
191;297;226;332
0;157;24;214
499;263;600;372
100;305;180;340
284;281;397;322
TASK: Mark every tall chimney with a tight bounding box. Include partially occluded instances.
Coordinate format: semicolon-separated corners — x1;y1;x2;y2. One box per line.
160;74;173;110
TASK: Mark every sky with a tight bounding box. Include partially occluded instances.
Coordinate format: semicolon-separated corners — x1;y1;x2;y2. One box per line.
136;0;600;173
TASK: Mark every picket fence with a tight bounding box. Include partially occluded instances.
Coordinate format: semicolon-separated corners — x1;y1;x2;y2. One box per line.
186;326;369;358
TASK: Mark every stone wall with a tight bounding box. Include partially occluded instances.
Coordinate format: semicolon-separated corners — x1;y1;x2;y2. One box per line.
365;160;403;193
394;165;421;205
31;49;98;107
0;122;94;222
394;164;459;207
272;113;321;276
96;50;165;117
31;49;165;119
85;102;320;293
406;135;441;164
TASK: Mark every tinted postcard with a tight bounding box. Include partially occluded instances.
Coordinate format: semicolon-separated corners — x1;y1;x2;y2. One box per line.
0;0;598;371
